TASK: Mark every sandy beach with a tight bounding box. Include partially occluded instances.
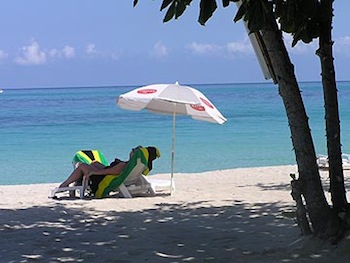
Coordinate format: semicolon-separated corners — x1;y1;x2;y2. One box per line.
1;165;350;262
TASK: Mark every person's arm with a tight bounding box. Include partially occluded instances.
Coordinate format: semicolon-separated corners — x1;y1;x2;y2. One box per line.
89;162;127;176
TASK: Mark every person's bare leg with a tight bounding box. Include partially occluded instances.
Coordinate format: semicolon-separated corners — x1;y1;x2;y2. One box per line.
59;163;91;187
59;164;87;188
59;163;105;188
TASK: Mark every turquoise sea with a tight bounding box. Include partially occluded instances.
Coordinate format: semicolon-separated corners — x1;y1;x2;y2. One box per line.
1;82;350;185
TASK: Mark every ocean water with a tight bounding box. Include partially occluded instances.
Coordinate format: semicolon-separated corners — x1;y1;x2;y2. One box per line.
1;82;350;185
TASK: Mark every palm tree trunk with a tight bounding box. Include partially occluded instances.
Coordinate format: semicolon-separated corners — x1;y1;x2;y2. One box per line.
260;21;335;235
316;0;348;213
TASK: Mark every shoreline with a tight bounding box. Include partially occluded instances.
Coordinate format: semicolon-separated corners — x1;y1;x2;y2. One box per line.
0;164;299;187
1;165;350;262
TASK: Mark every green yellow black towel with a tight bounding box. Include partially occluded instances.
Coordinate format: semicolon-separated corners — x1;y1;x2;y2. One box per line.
94;146;160;198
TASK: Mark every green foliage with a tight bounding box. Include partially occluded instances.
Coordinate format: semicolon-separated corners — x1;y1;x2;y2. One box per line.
275;0;320;46
222;0;240;8
234;0;321;46
151;0;192;22
133;0;324;46
234;0;273;32
199;0;218;25
133;0;234;25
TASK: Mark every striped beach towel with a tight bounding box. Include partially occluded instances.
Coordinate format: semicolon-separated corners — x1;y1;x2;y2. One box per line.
94;147;160;198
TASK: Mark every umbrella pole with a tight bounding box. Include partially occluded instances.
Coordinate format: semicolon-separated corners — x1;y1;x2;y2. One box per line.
171;104;176;195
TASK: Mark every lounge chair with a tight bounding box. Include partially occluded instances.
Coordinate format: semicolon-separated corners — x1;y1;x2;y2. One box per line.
317;154;350;170
50;147;161;199
93;146;161;198
50;150;109;198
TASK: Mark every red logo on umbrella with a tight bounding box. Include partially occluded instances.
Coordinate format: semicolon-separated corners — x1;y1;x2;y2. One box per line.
137;89;157;94
190;104;205;111
191;98;214;111
200;98;214;109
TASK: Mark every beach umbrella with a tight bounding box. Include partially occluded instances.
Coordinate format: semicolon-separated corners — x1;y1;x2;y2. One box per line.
117;82;227;194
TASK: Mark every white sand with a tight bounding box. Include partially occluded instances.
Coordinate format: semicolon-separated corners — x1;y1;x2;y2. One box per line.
1;165;350;262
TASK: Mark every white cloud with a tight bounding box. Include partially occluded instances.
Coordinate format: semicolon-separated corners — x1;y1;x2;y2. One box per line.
14;40;46;65
336;36;350;45
186;42;222;55
14;40;77;65
186;38;254;58
186;33;331;60
48;45;75;59
282;34;350;57
62;45;75;59
226;39;252;55
150;41;169;58
0;50;9;60
86;43;97;55
48;48;59;57
186;34;320;59
85;43;122;60
111;51;122;60
334;36;350;57
283;34;318;54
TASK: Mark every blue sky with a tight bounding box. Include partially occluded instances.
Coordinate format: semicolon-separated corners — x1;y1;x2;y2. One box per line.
0;1;349;88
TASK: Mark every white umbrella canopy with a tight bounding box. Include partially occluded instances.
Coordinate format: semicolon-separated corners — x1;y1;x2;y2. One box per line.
117;82;227;193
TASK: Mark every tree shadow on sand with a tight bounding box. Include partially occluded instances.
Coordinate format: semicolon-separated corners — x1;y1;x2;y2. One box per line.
1;194;350;262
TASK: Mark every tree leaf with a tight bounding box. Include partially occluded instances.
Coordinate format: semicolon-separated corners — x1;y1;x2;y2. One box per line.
198;0;217;25
161;0;174;11
222;0;230;7
222;0;237;7
233;2;246;22
300;0;318;16
280;18;296;33
274;0;284;18
164;1;176;22
175;1;187;19
246;0;265;32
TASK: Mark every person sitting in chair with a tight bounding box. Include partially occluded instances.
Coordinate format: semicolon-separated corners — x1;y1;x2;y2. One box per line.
59;145;143;188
